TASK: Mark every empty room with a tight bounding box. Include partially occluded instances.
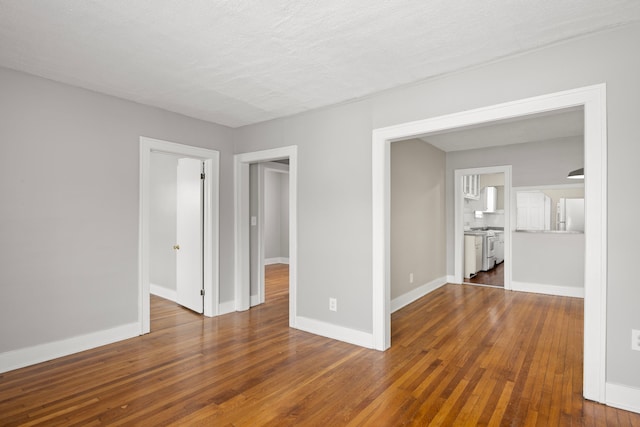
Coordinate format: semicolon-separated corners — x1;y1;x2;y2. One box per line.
2;1;640;425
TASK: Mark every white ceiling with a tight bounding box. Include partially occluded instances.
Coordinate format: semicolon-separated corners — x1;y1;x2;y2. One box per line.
1;1;639;128
422;107;584;152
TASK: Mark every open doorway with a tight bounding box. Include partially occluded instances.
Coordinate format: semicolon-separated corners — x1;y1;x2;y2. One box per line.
250;161;290;307
149;154;206;314
461;171;507;288
372;84;607;402
139;137;220;334
234;146;297;327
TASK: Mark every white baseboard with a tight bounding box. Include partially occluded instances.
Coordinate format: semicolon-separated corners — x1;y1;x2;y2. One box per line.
0;322;140;374
150;283;177;302
294;316;374;349
606;382;640;414
446;275;456;284
250;294;261;307
218;300;236;315
265;257;289;265
511;281;584;298
391;276;448;313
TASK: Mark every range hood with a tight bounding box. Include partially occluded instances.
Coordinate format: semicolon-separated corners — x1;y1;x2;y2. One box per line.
477;186;499;213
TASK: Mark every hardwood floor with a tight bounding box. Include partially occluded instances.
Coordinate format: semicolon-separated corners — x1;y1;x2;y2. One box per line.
467;261;505;287
1;267;638;425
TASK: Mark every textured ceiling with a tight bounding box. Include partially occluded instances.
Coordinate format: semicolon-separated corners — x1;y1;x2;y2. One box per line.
1;1;639;128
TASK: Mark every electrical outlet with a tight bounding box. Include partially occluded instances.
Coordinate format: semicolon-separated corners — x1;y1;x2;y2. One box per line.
329;298;337;312
632;329;640;351
409;273;414;284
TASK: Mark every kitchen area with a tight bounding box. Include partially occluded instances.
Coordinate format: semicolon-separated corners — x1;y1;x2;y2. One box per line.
463;173;505;287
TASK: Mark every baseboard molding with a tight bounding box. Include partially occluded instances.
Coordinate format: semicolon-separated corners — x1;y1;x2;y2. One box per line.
294;316;374;349
150;283;177;302
0;322;140;374
511;281;584;298
250;294;262;307
218;300;236;315
606;382;640;414
265;257;289;265
391;276;448;313
446;275;456;284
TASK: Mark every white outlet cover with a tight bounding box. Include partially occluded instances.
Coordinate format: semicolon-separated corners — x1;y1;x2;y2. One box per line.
329;298;337;312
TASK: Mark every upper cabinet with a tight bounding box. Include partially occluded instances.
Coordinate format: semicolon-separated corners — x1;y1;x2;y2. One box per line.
462;175;480;200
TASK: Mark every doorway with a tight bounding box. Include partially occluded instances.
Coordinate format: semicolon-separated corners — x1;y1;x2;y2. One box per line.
250;161;290;307
372;84;607;402
234;146;297;327
459;170;508;288
139;137;220;334
148;154;206;313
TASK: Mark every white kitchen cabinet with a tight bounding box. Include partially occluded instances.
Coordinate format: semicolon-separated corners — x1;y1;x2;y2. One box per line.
462;175;480;200
516;191;551;231
464;235;483;278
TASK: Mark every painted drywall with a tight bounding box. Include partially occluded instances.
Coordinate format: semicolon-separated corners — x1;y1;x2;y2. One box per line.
150;152;178;293
280;173;290;258
264;170;289;260
233;23;640;388
0;66;233;354
390;139;446;299
512;232;585;288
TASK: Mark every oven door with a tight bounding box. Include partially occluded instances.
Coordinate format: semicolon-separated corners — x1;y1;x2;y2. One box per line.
487;236;496;257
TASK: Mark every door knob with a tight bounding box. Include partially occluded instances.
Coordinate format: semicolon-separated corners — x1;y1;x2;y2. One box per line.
173;244;180;250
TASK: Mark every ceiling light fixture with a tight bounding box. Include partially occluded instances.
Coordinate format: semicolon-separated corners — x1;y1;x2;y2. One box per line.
567;168;584;179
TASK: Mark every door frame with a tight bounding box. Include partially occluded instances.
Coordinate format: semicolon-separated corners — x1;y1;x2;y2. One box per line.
139;137;220;333
234;146;297;327
454;166;512;288
372;84;607;402
254;162;290;306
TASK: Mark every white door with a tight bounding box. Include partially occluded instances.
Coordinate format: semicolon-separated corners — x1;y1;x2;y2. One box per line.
176;158;204;313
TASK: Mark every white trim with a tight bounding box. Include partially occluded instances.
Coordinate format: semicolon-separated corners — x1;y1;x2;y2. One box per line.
511;281;584;298
0;323;139;374
295;316;374;349
150;283;177;302
264;257;290;265
606;383;640;414
139;137;220;334
234;146;298;329
372;84;607;403
446;275;456;283
391;277;447;313
218;300;236;315
250;294;261;306
454;166;512;290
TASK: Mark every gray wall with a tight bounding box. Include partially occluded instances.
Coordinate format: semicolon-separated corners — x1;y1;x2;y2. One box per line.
391;139;446;300
264;170;289;260
512;233;585;288
233;23;640;388
150;153;178;292
0;67;234;353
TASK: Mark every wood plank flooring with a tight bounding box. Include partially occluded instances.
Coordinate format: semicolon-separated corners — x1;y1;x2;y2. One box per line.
1;264;638;425
467;262;505;287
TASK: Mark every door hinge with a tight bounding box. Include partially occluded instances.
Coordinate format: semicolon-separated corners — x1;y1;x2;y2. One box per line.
200;289;205;296
200;173;205;180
